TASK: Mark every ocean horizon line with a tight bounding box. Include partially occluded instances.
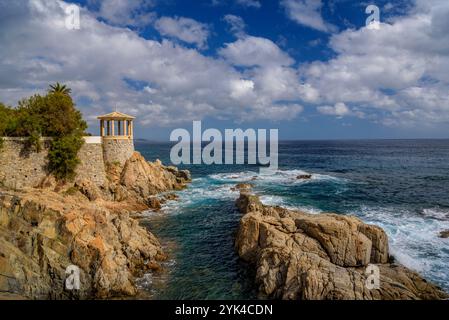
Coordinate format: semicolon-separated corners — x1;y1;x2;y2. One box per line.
132;137;449;143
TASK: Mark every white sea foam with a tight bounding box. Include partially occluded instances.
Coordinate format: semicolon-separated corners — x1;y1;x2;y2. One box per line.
161;183;239;215
209;169;345;186
259;195;323;214
353;205;449;289
259;194;287;207
422;208;449;220
160;168;449;291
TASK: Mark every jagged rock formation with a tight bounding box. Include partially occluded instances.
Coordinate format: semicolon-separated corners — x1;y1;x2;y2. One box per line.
44;152;191;212
0;152;190;299
114;153;190;206
235;192;449;300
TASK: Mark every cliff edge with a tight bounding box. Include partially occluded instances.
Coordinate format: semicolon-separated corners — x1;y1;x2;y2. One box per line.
235;191;448;300
0;151;190;299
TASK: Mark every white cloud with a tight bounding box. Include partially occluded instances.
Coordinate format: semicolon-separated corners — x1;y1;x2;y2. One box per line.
317;102;350;117
3;0;449;132
91;0;155;27
154;16;210;49
302;0;449;126
219;36;295;67
223;14;246;37
0;0;305;129
281;0;337;33
236;0;261;8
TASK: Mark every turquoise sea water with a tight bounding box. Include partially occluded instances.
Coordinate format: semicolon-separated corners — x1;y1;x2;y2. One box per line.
136;140;449;299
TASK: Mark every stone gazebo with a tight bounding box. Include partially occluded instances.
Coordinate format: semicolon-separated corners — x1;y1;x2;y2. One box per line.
97;111;136;165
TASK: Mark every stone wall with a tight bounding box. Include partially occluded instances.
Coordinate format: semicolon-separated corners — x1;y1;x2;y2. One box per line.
76;142;107;186
0;137;108;189
102;139;135;166
0;138;52;189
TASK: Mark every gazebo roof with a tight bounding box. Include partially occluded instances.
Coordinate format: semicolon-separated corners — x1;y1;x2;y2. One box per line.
97;111;135;120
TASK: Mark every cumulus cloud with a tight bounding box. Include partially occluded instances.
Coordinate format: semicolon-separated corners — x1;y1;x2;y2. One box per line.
154;16;210;49
2;0;449;133
281;0;337;33
317;102;365;119
89;0;155;27
0;0;305;129
317;102;350;117
219;36;295;67
301;0;449;126
223;14;246;37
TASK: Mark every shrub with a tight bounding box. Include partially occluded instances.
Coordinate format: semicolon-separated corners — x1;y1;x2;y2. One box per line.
63;186;79;197
0;84;88;181
26;132;42;153
48;134;85;181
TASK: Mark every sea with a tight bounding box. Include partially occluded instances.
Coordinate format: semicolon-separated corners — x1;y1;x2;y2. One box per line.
134;139;449;299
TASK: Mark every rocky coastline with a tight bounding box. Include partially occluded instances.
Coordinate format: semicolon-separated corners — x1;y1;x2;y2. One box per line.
0;151;190;299
234;190;449;300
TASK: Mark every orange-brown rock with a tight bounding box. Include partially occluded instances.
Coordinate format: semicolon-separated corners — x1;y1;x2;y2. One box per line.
0;151;190;299
235;192;448;300
107;152;190;208
0;189;165;299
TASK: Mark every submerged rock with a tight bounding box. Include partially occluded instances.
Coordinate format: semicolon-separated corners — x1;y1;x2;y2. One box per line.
231;183;253;192
296;174;312;180
234;192;448;300
163;193;179;201
147;196;162;211
439;230;449;238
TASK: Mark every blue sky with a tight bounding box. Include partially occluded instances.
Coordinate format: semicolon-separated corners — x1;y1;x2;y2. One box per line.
1;0;449;140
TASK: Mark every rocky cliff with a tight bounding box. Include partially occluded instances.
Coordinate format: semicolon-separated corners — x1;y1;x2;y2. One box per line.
235;191;448;300
0;152;190;299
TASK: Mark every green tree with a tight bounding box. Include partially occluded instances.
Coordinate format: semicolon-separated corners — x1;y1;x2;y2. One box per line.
0;103;18;150
1;86;87;180
48;82;72;95
47;134;84;181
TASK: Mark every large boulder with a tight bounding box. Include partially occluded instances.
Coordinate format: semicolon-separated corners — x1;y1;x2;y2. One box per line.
235;192;448;300
119;152;189;203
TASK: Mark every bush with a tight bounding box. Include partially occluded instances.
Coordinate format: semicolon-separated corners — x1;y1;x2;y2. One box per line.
26;132;42;153
0;84;88;180
63;186;79;197
48;135;85;181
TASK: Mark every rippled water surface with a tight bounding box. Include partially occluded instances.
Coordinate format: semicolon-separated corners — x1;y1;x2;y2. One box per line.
136;140;449;298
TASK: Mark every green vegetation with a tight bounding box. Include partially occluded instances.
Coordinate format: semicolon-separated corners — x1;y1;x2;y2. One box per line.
48;134;85;180
63;186;79;197
0;84;87;180
48;82;72;95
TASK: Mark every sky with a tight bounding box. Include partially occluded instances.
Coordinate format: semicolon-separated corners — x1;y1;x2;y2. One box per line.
1;0;449;140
